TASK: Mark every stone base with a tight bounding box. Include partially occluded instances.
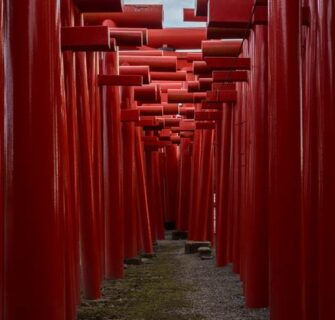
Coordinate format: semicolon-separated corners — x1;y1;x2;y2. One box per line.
172;230;188;240
198;246;212;256
185;240;211;254
141;252;156;259
124;257;142;266
200;255;214;260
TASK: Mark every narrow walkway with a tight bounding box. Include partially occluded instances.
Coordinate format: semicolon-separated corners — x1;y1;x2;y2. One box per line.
78;236;269;320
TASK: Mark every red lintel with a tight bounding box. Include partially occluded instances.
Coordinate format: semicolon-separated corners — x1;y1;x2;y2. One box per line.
98;75;143;86
61;26;115;51
204;57;251;70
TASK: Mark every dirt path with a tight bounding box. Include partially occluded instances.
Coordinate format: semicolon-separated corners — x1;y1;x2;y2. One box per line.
78;238;269;320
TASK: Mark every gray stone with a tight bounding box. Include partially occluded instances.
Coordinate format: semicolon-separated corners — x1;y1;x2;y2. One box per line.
185;240;211;254
198;246;212;256
124;257;142;265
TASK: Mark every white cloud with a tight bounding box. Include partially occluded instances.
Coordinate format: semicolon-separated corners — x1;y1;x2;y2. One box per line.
124;0;206;28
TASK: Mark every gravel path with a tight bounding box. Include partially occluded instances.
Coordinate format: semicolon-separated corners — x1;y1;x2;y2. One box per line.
160;237;269;320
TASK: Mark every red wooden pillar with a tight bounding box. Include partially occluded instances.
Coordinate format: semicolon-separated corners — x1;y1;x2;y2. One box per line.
316;1;335;319
145;147;157;242
153;151;165;239
195;129;214;241
268;1;303;319
3;0;66;318
244;24;269;308
176;138;192;231
0;1;4;319
75;35;101;300
231;84;242;273
165;144;179;225
61;0;81;307
188;130;202;240
122;86;138;258
216;104;233;267
237;56;249;279
87;52;105;278
103;52;125;279
159;151;168;226
301;1;318;319
134;128;153;254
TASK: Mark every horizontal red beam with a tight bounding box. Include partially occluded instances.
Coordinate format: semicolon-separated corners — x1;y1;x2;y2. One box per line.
120;55;177;72
212;71;249;82
134;85;160;103
202;101;224;109
61;26;115;51
187;81;200;92
207;27;249;39
109;30;143;46
208;0;254;28
157;117;181;127
202;40;242;57
74;0;123;12
199;78;213;91
167;90;207;104
147;28;206;50
119;66;150;84
187;52;203;62
171;136;181;144
151;71;187;81
179;107;195;118
195;111;223;121
98;75;143;86
204;57;251;70
84;5;163;29
196;122;216;129
206;90;237;102
212;83;236;90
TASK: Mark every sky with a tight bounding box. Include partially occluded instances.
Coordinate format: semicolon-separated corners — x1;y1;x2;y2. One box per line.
124;0;206;28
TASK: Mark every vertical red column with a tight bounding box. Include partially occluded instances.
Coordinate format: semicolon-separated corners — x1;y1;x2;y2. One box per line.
61;1;83;314
135;128;153;254
153;151;165;239
188;130;202;240
195;129;214;241
75;16;101;298
165;144;179;225
0;1;4;319
122;86;138;258
3;0;66;319
216;104;233;267
103;52;124;279
87;52;105;277
231;85;242;273
268;1;303;319
176;138;192;231
317;1;335;319
301;1;318;319
244;24;269;308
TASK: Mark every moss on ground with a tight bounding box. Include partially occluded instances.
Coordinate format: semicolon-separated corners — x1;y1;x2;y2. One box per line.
77;242;205;320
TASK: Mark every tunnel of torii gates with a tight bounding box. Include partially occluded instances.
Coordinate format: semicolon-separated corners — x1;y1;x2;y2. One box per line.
0;0;334;319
